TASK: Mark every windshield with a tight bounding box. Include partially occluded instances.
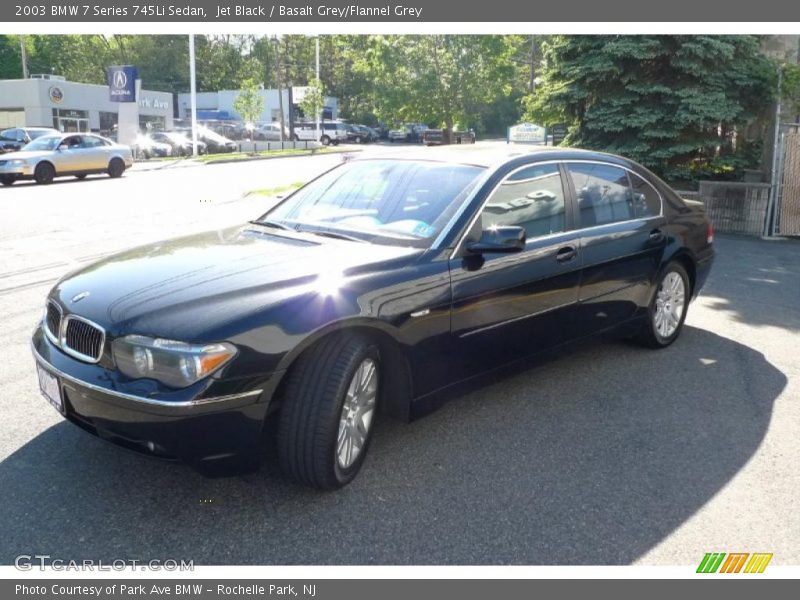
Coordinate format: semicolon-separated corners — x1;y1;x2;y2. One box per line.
22;136;61;151
259;159;485;247
199;127;229;143
28;129;54;140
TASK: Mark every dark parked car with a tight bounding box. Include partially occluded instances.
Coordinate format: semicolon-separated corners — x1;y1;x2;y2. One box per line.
422;128;476;145
348;124;378;144
32;148;713;489
0;127;59;153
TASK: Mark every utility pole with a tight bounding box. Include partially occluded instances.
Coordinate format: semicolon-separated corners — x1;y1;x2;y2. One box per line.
273;36;286;142
19;35;29;79
189;34;198;156
528;35;535;93
765;64;783;237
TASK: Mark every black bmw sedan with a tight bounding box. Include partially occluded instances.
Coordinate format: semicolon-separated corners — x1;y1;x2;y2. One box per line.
32;147;714;489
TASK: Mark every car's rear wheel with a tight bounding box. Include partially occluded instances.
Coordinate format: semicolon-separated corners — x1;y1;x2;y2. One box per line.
34;162;55;185
277;334;380;489
107;158;125;178
636;262;690;348
0;175;16;186
320;135;331;146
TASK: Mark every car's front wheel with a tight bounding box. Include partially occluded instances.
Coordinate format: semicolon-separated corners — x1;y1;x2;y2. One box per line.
277;334;380;489
34;162;55;185
637;262;690;348
0;175;16;186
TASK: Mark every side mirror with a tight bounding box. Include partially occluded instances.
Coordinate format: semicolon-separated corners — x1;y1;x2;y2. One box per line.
466;226;525;254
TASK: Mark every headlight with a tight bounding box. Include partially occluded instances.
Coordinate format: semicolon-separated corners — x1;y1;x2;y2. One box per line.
112;335;237;388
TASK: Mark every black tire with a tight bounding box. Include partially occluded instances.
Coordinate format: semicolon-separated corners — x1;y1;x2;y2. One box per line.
74;174;87;180
635;261;691;349
320;135;331;146
0;175;15;186
277;334;380;489
107;158;125;179
355;136;362;144
34;162;55;185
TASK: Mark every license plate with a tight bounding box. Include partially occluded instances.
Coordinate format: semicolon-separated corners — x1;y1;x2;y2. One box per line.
37;364;64;414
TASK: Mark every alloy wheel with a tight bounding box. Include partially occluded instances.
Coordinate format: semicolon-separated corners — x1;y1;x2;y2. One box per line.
654;271;686;338
336;358;378;469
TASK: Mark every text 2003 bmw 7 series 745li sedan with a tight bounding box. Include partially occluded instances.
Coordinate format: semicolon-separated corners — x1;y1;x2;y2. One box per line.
32;147;714;489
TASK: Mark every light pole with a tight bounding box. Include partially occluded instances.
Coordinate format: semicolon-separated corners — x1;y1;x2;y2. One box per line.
19;35;28;79
189;34;199;156
272;36;286;143
315;35;320;146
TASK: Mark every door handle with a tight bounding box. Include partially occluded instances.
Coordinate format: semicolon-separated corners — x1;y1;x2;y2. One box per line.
556;245;577;262
649;229;665;242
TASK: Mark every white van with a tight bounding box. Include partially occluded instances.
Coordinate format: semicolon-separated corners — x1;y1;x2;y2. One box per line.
294;121;349;145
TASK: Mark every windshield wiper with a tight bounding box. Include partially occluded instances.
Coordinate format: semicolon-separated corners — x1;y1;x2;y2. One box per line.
297;227;366;243
249;219;293;231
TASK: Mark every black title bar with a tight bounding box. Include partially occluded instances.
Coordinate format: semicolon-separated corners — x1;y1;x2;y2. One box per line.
2;0;800;22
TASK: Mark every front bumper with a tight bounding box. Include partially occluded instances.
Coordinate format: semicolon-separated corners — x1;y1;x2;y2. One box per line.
31;326;282;474
0;162;33;177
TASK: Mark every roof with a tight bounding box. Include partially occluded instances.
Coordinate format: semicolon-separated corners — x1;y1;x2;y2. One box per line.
350;143;624;169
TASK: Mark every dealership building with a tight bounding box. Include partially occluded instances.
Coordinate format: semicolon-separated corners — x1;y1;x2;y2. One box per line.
176;87;338;124
0;75;174;134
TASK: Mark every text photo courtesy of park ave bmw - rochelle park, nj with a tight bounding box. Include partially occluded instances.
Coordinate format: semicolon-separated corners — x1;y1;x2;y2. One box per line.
1;0;800;597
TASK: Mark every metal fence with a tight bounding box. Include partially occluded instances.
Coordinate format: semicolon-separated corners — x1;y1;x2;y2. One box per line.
772;129;800;236
688;181;771;236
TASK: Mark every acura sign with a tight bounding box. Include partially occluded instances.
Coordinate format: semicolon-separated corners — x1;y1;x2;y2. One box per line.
107;65;138;102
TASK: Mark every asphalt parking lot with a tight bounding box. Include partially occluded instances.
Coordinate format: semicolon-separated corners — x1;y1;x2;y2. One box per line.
1;150;798;565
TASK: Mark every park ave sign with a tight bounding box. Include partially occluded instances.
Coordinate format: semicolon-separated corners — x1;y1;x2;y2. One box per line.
508;122;546;144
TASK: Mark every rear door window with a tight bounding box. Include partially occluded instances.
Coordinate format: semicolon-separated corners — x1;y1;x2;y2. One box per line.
567;163;634;227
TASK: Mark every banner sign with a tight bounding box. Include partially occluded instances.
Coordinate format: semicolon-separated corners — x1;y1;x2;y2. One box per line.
508;122;546;144
107;65;138;102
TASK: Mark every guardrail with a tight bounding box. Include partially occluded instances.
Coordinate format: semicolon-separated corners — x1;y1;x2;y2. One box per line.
236;141;322;152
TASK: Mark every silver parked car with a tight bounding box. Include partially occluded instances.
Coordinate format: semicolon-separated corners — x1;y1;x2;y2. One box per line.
0;133;134;186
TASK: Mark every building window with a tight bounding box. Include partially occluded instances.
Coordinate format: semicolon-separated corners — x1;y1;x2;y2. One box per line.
0;109;25;128
99;111;118;135
139;115;165;131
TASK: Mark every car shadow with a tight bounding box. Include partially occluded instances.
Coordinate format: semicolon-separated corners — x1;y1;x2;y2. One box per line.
1;176;118;189
0;326;785;565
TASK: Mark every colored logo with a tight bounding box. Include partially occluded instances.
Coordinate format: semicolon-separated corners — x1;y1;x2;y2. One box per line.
696;552;773;573
48;86;63;104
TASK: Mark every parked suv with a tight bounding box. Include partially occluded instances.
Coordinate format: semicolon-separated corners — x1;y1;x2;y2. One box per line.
294;121;350;145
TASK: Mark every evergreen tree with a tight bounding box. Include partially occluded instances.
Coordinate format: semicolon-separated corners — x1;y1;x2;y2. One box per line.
524;35;774;181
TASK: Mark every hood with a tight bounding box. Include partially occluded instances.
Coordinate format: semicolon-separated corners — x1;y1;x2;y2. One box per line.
51;225;421;340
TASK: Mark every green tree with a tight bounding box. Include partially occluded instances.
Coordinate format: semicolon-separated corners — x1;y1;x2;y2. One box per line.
524;35;774;181
233;78;265;126
299;78;325;123
349;35;515;133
